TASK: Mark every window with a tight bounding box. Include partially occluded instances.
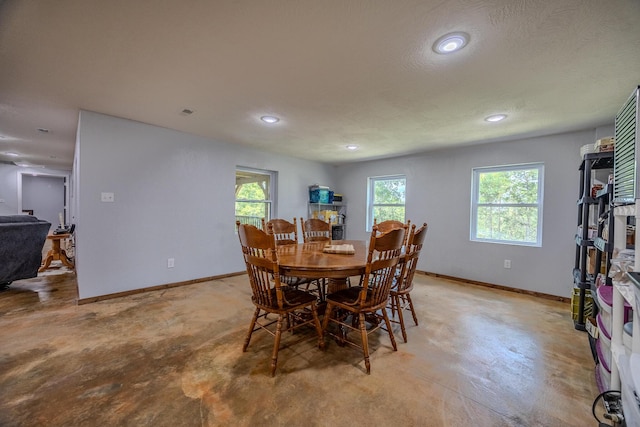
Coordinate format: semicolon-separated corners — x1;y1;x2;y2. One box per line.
367;175;406;230
471;163;544;246
235;167;276;229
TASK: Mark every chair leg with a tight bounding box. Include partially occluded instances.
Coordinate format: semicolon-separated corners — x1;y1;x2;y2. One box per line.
304;279;325;301
286;313;292;333
396;295;408;343
243;307;260;351
311;304;325;349
359;312;371;374
381;309;398;352
406;294;418;325
271;314;284;376
388;294;396;319
321;303;334;333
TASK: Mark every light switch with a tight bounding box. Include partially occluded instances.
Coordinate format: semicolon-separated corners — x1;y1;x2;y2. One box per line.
101;192;115;202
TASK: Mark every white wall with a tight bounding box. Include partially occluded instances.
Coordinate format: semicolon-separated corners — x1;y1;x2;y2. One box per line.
0;163;71;218
69;110;618;299
0;163;19;215
22;175;66;227
75;111;336;299
335;126;615;298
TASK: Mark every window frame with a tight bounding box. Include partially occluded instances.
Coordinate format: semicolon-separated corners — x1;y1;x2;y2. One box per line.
470;162;544;247
235;167;277;230
367;174;407;231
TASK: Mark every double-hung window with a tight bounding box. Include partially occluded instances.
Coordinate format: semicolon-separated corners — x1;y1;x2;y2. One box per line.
471;163;544;246
235;167;276;229
367;175;406;230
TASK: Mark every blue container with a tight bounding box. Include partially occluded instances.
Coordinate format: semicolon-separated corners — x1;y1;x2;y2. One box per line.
309;187;331;203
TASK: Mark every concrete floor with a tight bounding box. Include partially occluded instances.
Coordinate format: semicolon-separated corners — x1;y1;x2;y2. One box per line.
0;270;599;426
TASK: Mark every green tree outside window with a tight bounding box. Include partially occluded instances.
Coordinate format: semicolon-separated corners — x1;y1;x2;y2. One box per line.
368;176;406;229
235;169;274;229
471;164;543;246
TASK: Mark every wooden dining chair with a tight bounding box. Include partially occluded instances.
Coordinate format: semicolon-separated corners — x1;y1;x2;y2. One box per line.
300;217;331;243
374;218;411;246
321;225;405;374
389;222;428;343
261;218;298;245
236;221;324;376
262;217;324;299
368;219;410;286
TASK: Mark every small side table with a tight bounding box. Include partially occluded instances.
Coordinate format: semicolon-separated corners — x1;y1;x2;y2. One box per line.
39;233;75;272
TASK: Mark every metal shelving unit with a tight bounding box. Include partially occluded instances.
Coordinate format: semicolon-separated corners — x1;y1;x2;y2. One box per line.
307;202;347;240
573;151;614;330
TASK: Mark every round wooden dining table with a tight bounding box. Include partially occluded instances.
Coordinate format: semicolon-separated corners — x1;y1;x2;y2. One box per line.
38;233;75;272
277;240;367;293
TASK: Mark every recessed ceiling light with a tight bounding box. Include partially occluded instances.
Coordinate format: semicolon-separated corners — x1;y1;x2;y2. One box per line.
485;114;508;122
37;128;49;133
346;145;359;150
5;152;19;157
260;115;280;124
433;32;469;54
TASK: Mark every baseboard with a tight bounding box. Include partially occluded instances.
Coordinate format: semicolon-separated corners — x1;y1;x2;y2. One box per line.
78;270;570;305
77;271;246;305
419;271;570;303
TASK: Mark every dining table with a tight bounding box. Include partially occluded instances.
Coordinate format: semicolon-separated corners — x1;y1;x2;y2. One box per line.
38;233;75;272
277;240;367;295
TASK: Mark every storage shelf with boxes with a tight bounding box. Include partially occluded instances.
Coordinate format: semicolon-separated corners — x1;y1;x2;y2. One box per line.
580;136;615;159
573;150;614;331
307;185;346;240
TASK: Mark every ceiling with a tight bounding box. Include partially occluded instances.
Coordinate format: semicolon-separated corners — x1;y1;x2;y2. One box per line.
1;1;639;170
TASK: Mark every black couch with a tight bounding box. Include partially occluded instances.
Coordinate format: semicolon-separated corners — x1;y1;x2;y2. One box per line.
0;215;51;289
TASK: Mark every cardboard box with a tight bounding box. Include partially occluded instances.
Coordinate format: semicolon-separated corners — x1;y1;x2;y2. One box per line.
587;247;605;275
315;210;338;224
587;247;596;274
595;137;615;152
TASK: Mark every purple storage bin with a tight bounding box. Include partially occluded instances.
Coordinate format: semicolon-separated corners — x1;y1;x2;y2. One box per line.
596;338;611;372
597;285;632;322
597;313;611;340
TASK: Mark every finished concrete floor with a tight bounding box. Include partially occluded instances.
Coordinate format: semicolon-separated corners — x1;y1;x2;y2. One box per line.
0;270;599;426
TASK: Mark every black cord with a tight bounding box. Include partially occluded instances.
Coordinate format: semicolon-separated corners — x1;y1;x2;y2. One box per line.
592;390;621;424
593;390;608;423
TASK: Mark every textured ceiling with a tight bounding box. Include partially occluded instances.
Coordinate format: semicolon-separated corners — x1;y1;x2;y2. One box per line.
1;0;640;169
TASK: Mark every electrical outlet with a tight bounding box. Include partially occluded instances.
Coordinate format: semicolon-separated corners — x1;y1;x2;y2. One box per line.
167;258;175;268
101;192;115;202
504;259;511;269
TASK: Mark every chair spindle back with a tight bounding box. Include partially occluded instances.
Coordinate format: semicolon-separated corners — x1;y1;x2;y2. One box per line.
358;226;405;309
300;217;331;243
396;223;428;294
237;221;284;309
261;218;299;245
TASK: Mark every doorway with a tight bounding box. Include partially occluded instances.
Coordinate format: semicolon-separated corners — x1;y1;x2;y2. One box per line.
18;172;69;228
